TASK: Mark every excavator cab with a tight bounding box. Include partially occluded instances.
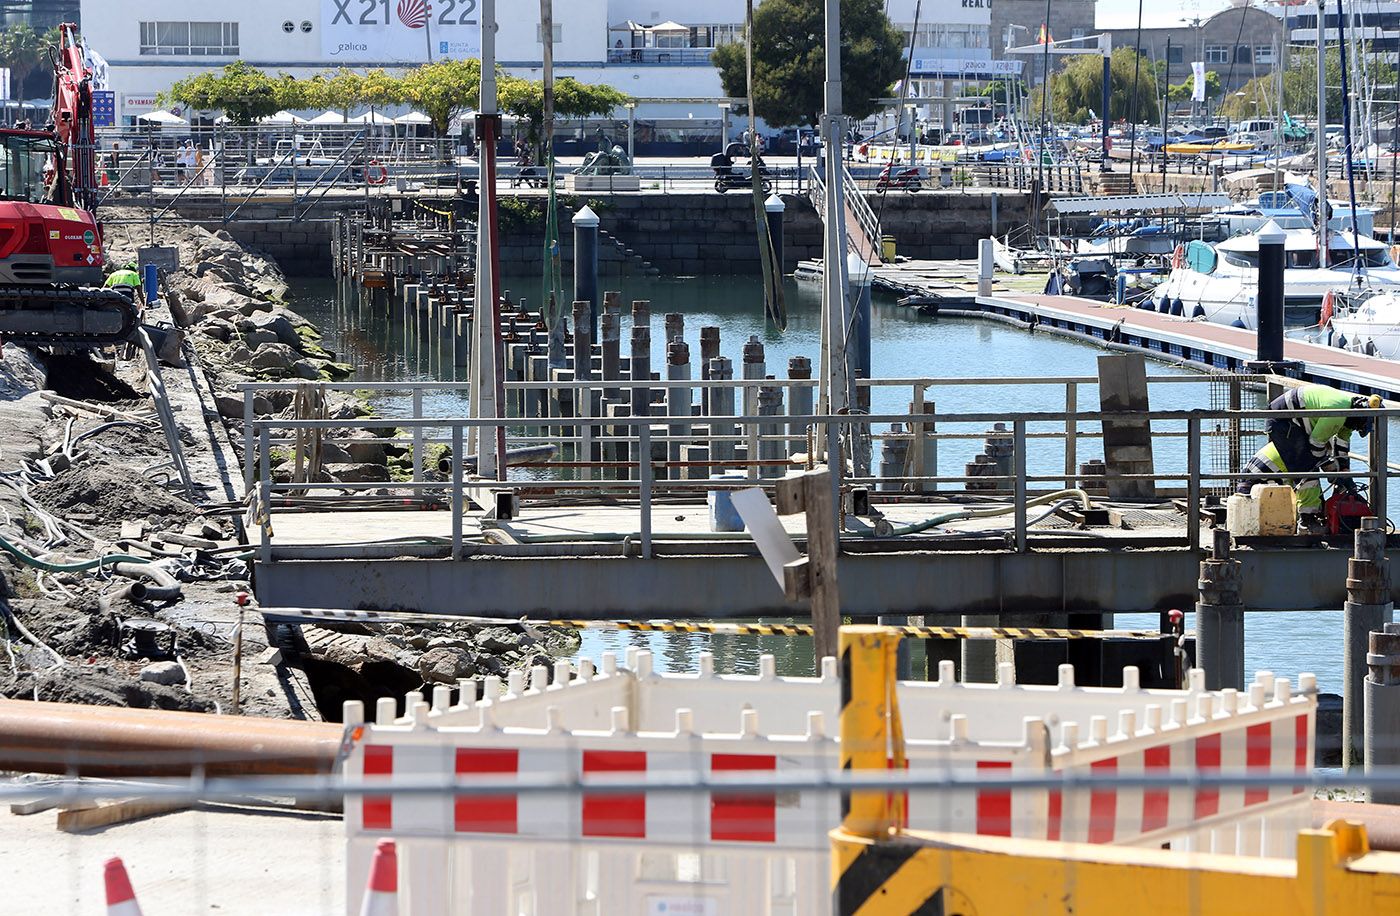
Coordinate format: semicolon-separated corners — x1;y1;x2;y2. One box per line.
0;131;59;204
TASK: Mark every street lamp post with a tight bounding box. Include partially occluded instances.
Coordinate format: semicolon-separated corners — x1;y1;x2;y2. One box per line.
624;101;636;163
718;102;731;154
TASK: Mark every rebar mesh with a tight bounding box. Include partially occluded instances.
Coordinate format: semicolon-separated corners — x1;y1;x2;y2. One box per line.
1207;374;1266;497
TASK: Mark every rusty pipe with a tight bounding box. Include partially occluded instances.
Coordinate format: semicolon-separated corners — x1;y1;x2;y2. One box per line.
0;699;343;777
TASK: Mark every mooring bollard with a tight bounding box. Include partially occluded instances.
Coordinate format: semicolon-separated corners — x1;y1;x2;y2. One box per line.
1366;622;1400;802
1255;219;1285;364
572;205;600;337
1346;516;1393;770
1197;527;1245;691
765;193;785;272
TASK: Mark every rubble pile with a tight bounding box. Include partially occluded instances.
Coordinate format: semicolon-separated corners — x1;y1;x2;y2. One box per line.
0;212;576;722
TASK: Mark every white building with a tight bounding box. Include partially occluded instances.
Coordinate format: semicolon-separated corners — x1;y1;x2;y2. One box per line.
81;0;1013;126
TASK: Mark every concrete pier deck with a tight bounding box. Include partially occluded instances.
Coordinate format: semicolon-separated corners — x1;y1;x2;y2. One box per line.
253;500;1394;618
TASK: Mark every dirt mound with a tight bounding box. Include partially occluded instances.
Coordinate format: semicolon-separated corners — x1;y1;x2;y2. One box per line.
8;667;216;712
31;463;196;534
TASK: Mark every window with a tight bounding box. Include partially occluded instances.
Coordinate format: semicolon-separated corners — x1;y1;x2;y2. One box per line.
0;134;57;204
1071;28;1086;39
1255;44;1275;64
1235;44;1251;63
1205;44;1229;63
138;21;238;55
536;23;562;44
1167;45;1184;63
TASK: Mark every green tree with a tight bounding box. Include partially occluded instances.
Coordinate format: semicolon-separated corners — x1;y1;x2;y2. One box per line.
980;80;1024;105
359;69;406;109
162;61;281;124
0;24;46;101
711;0;903;128
400;58;482;134
1165;70;1220;106
498;75;631;160
1037;47;1160;125
1220;47;1395;122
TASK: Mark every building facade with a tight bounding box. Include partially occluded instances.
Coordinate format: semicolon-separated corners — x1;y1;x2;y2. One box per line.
78;0;1059;125
1103;5;1285;98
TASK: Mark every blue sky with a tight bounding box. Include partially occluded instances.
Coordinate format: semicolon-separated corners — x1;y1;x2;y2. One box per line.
1094;0;1240;30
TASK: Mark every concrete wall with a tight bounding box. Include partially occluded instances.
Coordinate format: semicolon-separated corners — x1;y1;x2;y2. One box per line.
147;187;1031;277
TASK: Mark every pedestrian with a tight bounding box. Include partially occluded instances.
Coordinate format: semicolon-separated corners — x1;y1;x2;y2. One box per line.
1237;384;1382;532
175;141;189;182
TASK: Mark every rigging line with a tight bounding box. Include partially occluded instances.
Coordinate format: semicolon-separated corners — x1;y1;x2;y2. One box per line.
1129;0;1146;182
1337;0;1364;282
846;0;922;343
1221;2;1252;130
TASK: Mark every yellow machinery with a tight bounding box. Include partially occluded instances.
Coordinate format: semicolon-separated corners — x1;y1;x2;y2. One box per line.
830;625;1400;915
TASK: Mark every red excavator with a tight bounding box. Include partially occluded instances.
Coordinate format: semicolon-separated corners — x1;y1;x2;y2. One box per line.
0;23;136;346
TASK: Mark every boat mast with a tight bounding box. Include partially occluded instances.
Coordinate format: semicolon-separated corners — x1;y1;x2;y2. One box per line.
819;0;850;417
472;0;506;478
1316;0;1329;269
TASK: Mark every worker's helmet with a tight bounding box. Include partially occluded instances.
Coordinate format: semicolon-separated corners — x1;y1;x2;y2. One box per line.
124;260;138;272
1347;394;1383;436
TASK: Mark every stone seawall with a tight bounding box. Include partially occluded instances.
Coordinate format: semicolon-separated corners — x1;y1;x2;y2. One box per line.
141;188;1031;277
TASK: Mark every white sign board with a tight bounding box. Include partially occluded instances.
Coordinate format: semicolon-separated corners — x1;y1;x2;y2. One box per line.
322;0;481;62
645;897;718;916
0;68;10;102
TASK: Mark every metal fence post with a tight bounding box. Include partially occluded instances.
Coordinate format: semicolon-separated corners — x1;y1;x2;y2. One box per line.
580;385;594;483
258;426;272;564
639;421;652;559
452;426;464;560
243;388;254;492
1013;418;1027;552
1187;414;1201;551
411;388;424;482
1065;381;1077;489
826;420;842;537
1374;417;1389;521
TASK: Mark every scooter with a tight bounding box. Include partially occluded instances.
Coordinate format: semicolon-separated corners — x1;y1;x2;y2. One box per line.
713;168;773;194
875;163;923;192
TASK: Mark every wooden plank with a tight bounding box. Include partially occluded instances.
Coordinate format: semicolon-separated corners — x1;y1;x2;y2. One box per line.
57;799;190;833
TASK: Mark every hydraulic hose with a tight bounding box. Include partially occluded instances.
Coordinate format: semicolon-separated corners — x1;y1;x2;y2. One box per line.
0;533;152;573
507;489;1096;544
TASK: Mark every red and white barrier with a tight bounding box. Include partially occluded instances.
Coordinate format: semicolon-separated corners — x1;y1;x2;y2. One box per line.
342;650;1316;914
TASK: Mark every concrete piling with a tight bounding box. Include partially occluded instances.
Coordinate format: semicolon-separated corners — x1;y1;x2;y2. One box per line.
787;356;813;454
709;356;735;465
757;379;784;478
571;300;592;381
630;325;651;418
742;336;765;419
600;310;621;400
1365;622;1400;802
1346;516;1393;770
665;312;684;345
700;326;721;414
1197;528;1245;691
666;339;692;475
879;423;909;491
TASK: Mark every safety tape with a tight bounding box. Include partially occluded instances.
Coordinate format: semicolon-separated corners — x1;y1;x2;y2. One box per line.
259;608;1165;640
413;199;456;219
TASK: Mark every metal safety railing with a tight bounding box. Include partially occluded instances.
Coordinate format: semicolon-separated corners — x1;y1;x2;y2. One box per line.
237;372;1395;561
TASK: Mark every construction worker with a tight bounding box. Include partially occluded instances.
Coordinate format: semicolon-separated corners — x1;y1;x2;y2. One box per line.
103;260;142;301
1237;384;1382;531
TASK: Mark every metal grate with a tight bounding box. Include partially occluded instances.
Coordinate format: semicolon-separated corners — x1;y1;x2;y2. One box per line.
1206;374;1267;498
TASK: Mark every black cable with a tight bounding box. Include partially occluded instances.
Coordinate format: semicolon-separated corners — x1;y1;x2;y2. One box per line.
1221;3;1252;131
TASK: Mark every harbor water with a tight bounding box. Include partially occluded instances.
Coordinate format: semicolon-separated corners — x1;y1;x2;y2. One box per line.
290;274;1351;692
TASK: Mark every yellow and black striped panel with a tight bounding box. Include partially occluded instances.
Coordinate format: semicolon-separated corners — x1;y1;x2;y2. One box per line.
546;620;1159;640
832;834;963;915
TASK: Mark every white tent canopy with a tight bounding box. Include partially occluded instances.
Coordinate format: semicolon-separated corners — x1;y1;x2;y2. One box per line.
137;109;188;126
307;110;349;124
394;110;432;125
260;110;307;125
349;110;395;125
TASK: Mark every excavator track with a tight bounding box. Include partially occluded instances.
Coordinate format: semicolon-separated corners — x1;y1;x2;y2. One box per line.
0;287;139;347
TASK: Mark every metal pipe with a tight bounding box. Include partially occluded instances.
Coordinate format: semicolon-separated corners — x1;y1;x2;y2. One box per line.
0;699;342;777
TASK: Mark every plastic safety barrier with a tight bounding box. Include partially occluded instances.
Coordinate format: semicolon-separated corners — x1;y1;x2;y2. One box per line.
343;650;1315;914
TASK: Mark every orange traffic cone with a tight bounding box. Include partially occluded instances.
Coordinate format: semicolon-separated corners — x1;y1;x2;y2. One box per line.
359;839;398;916
104;857;143;916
